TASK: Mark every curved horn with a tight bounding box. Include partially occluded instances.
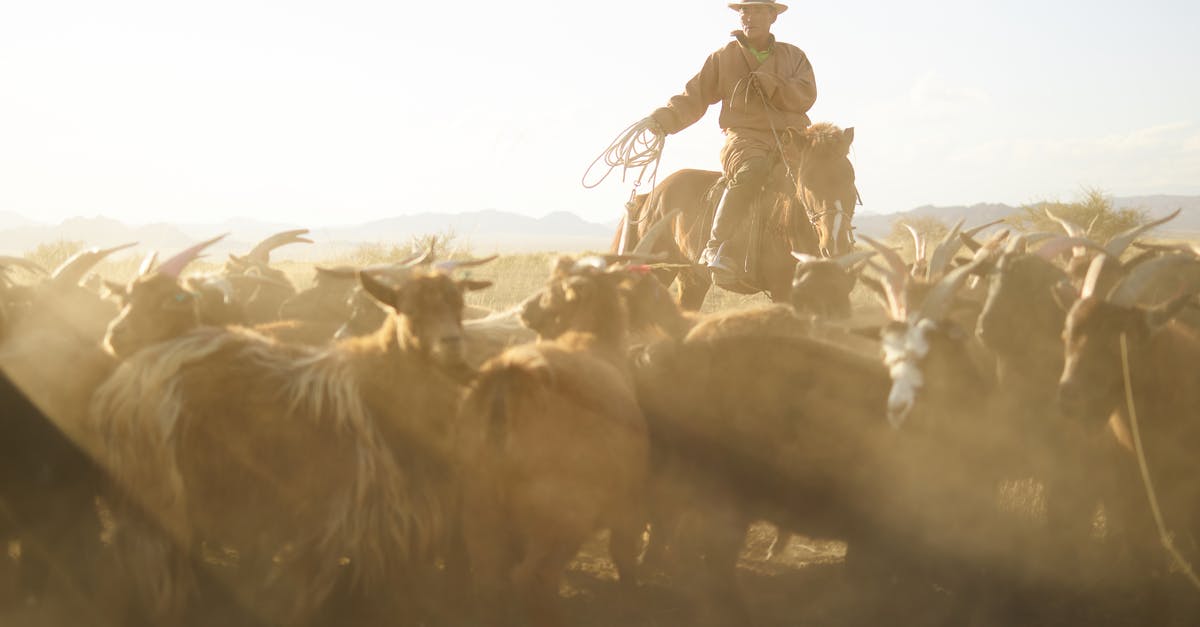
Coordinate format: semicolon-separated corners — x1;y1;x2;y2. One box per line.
913;259;981;323
859;234;908;280
434;254;500;273
859;234;909;320
630;208;683;257
0;256;48;276
1108;253;1200;308
832;249;877;269
401;245;436;268
960;232;983;254
1103;209;1182;258
1033;236;1107;261
157;234;228;279
1045;208;1088;238
926;219;965;280
1024;231;1058;247
1132;240;1200;258
51;242;138;286
138;251;159;277
1079;254;1113;301
314;265;361;280
902;223;927;264
963;218;1005;239
245;229;312;264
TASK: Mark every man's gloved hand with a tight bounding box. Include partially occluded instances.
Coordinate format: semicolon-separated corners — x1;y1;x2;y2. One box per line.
641;115;664;136
748;71;779;97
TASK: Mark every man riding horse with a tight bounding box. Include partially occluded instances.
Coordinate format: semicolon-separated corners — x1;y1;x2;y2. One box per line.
645;0;816;284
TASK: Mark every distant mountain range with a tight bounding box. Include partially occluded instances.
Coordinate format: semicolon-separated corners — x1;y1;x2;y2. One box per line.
0;195;1196;258
854;195;1200;239
0;210;617;259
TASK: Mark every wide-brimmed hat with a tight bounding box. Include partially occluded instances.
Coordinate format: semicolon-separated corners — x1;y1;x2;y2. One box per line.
728;0;788;14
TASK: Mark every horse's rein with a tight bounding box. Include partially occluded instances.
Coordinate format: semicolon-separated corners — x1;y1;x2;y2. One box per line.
753;87;853;244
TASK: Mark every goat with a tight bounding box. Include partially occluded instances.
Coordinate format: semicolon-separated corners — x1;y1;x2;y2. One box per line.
221;229;312;324
334;254;529;368
1058;253;1200;609
279;265;359;320
788;250;874;320
458;253;659;627
88;258;492;626
0;252;272;626
0;259;117;614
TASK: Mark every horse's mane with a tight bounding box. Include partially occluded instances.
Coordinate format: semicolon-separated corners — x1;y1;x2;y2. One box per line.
799;122;850;157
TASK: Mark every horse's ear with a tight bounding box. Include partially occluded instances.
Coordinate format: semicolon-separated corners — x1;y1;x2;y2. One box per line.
841;127;855;150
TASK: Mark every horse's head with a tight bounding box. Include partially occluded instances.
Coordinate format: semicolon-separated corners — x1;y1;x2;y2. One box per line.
782;124;856;257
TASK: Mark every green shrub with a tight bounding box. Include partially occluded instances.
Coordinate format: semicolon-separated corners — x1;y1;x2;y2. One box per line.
1008;188;1146;243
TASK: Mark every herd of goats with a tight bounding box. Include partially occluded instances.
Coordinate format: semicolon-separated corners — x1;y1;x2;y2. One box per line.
1;206;1200;627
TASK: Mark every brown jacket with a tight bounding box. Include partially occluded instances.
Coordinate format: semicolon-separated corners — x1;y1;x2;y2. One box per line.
651;32;816;136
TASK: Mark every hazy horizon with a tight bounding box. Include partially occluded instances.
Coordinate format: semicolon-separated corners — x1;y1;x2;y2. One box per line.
3;1;1198;227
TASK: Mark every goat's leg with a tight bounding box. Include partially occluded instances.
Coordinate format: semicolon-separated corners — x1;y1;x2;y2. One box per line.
608;511;645;593
764;527;793;561
678;508;754;627
677;270;712;312
461;502;514;626
510;539;577;627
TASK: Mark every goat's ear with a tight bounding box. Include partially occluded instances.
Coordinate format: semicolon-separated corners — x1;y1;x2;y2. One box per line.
841;127;855;150
1051;279;1077;313
459;279;492;292
552;256;574;278
358;271;398;309
1144;292;1198;333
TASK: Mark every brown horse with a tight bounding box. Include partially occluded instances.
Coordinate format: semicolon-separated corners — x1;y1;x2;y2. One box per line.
612;123;857;310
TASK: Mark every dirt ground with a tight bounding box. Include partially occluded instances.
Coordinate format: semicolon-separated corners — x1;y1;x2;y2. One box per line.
3;521;1198;627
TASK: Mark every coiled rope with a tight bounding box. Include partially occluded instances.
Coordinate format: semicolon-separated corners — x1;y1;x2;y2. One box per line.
1119;332;1200;592
581;118;666;219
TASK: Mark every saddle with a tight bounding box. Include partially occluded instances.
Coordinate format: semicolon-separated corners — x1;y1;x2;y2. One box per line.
700;163;797;294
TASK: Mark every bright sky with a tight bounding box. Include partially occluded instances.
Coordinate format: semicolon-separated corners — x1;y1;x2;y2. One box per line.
2;0;1198;227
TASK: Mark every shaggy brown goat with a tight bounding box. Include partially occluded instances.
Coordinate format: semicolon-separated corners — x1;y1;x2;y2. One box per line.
458;256;651;627
1058;253;1200;605
278;265;360;325
88;262;491;626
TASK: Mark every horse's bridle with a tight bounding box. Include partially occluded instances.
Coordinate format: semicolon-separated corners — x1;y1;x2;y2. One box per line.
802;195;857;255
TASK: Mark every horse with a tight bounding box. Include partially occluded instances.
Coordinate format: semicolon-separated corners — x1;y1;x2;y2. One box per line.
612;123;857;310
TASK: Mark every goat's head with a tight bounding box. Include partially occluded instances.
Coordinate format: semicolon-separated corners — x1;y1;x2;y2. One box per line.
520;256;632;343
862;234;989;428
1058;253;1200;424
279;266;358;323
976;242;1076;357
359;256;494;371
522;210;677;341
789;250;873;319
103;235;226;358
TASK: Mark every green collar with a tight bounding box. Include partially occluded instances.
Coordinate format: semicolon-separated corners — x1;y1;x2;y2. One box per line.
748;45;771;63
733;31;775;63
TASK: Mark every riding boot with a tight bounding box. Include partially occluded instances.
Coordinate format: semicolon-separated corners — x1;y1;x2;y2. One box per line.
700;157;770;276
